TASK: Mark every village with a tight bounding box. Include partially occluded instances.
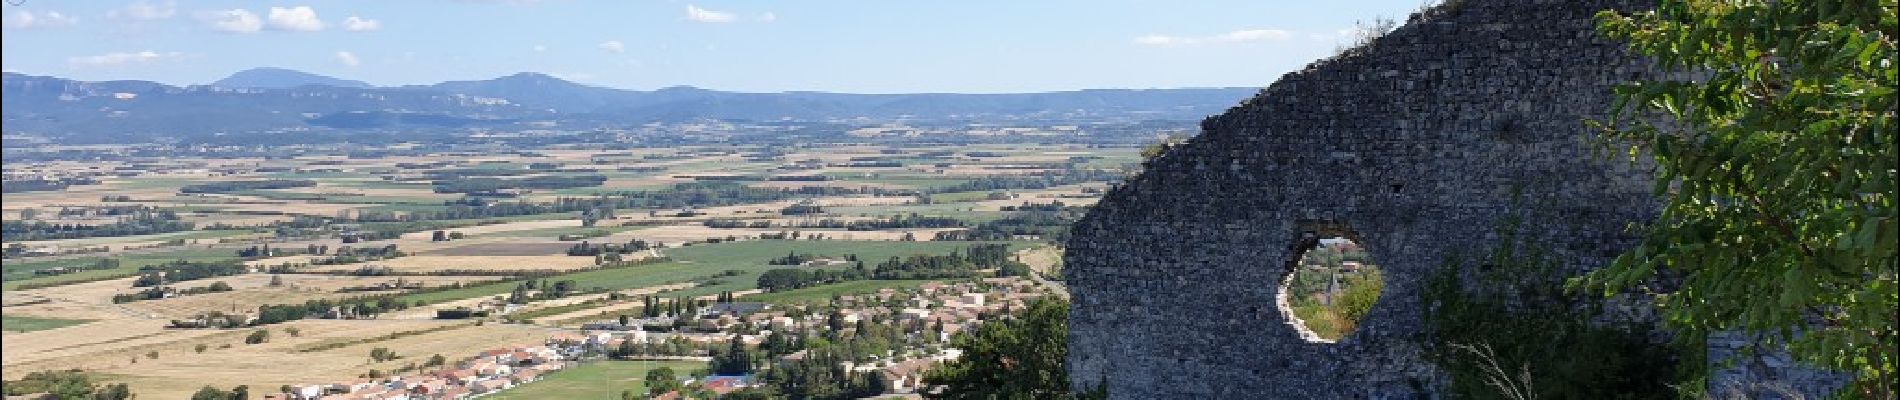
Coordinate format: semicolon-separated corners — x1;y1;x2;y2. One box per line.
272;277;1051;399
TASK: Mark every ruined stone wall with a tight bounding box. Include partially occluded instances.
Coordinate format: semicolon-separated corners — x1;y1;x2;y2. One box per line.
1065;0;1658;397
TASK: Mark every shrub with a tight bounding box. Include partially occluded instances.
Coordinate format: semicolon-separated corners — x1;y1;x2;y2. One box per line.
245;329;271;345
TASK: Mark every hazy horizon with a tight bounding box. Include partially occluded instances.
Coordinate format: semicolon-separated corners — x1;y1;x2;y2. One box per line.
1;0;1424;93
2;67;1268;95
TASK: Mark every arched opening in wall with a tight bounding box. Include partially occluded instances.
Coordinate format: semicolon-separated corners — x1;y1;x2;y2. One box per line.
1277;225;1384;343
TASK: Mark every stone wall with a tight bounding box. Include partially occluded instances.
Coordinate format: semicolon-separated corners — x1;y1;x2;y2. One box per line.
1065;0;1857;397
1064;0;1659;397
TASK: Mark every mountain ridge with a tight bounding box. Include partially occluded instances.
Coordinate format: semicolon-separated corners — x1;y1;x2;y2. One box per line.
2;70;1259;142
212;67;374;89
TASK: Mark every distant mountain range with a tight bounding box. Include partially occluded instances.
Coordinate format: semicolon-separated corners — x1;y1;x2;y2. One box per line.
212;67;374;89
2;68;1258;142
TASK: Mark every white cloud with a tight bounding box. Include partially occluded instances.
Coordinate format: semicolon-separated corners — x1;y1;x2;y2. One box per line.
201;9;261;33
1133;35;1186;46
4;11;80;30
533;45;547;52
342;16;380;32
267;6;324;31
597;40;625;53
756;12;776;23
1217;29;1292;42
1133;28;1295;47
67;50;182;67
685;5;734;23
110;1;176;21
335;51;360;67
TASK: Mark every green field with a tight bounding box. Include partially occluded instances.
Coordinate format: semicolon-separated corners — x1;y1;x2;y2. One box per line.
828;204;1007;223
3;248;243;291
1;315;94;332
487;360;707;400
398;240;1017;305
744;279;936;305
927;191;1003;203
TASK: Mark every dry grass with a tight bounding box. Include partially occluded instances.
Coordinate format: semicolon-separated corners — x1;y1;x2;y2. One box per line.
399;219;581;239
1016;246;1064;276
2;274;502;322
59;320;553;400
424;243;576;257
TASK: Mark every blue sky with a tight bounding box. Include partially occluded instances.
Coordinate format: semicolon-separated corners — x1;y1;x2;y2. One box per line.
1;1;1424;93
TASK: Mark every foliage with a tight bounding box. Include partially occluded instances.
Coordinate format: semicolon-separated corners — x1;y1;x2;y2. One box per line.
189;385;249;400
245;329;271;344
1579;0;1897;396
0;370;133;399
1138;134;1189;160
752;347;888;399
643;367;681;395
131;260;247;288
756;244;1021;292
1426;218;1686;400
2;208;193;242
922;297;1100;400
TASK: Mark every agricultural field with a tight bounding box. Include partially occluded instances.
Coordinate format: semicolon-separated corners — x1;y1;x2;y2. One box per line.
488;360;709;400
744;279;936;305
1;315;92;333
1;143;1131;395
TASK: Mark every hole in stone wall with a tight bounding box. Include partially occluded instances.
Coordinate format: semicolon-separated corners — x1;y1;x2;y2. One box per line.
1278;236;1385;343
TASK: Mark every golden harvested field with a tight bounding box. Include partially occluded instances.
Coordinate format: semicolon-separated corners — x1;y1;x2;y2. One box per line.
398;219;582;239
3;142;1127;398
304;255;596;273
425;243;575;256
35;320;552;400
2;274;501;321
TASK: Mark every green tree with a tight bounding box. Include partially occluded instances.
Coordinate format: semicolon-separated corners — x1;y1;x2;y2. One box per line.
644;367;681;395
244;329;270;345
922;297;1100;399
95;383;133;400
1578;0;1897;397
190;386;227;400
1335;268;1385;332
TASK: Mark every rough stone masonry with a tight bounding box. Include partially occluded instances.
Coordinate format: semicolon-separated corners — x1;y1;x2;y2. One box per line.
1065;0;1846;398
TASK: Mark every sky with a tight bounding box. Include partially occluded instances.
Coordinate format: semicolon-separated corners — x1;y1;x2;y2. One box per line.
1;1;1426;93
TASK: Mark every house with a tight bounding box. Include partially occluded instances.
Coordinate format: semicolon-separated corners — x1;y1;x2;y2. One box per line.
468;378;512;393
700;375;752;395
879;359;938;393
288;384;324;399
960;293;985;307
